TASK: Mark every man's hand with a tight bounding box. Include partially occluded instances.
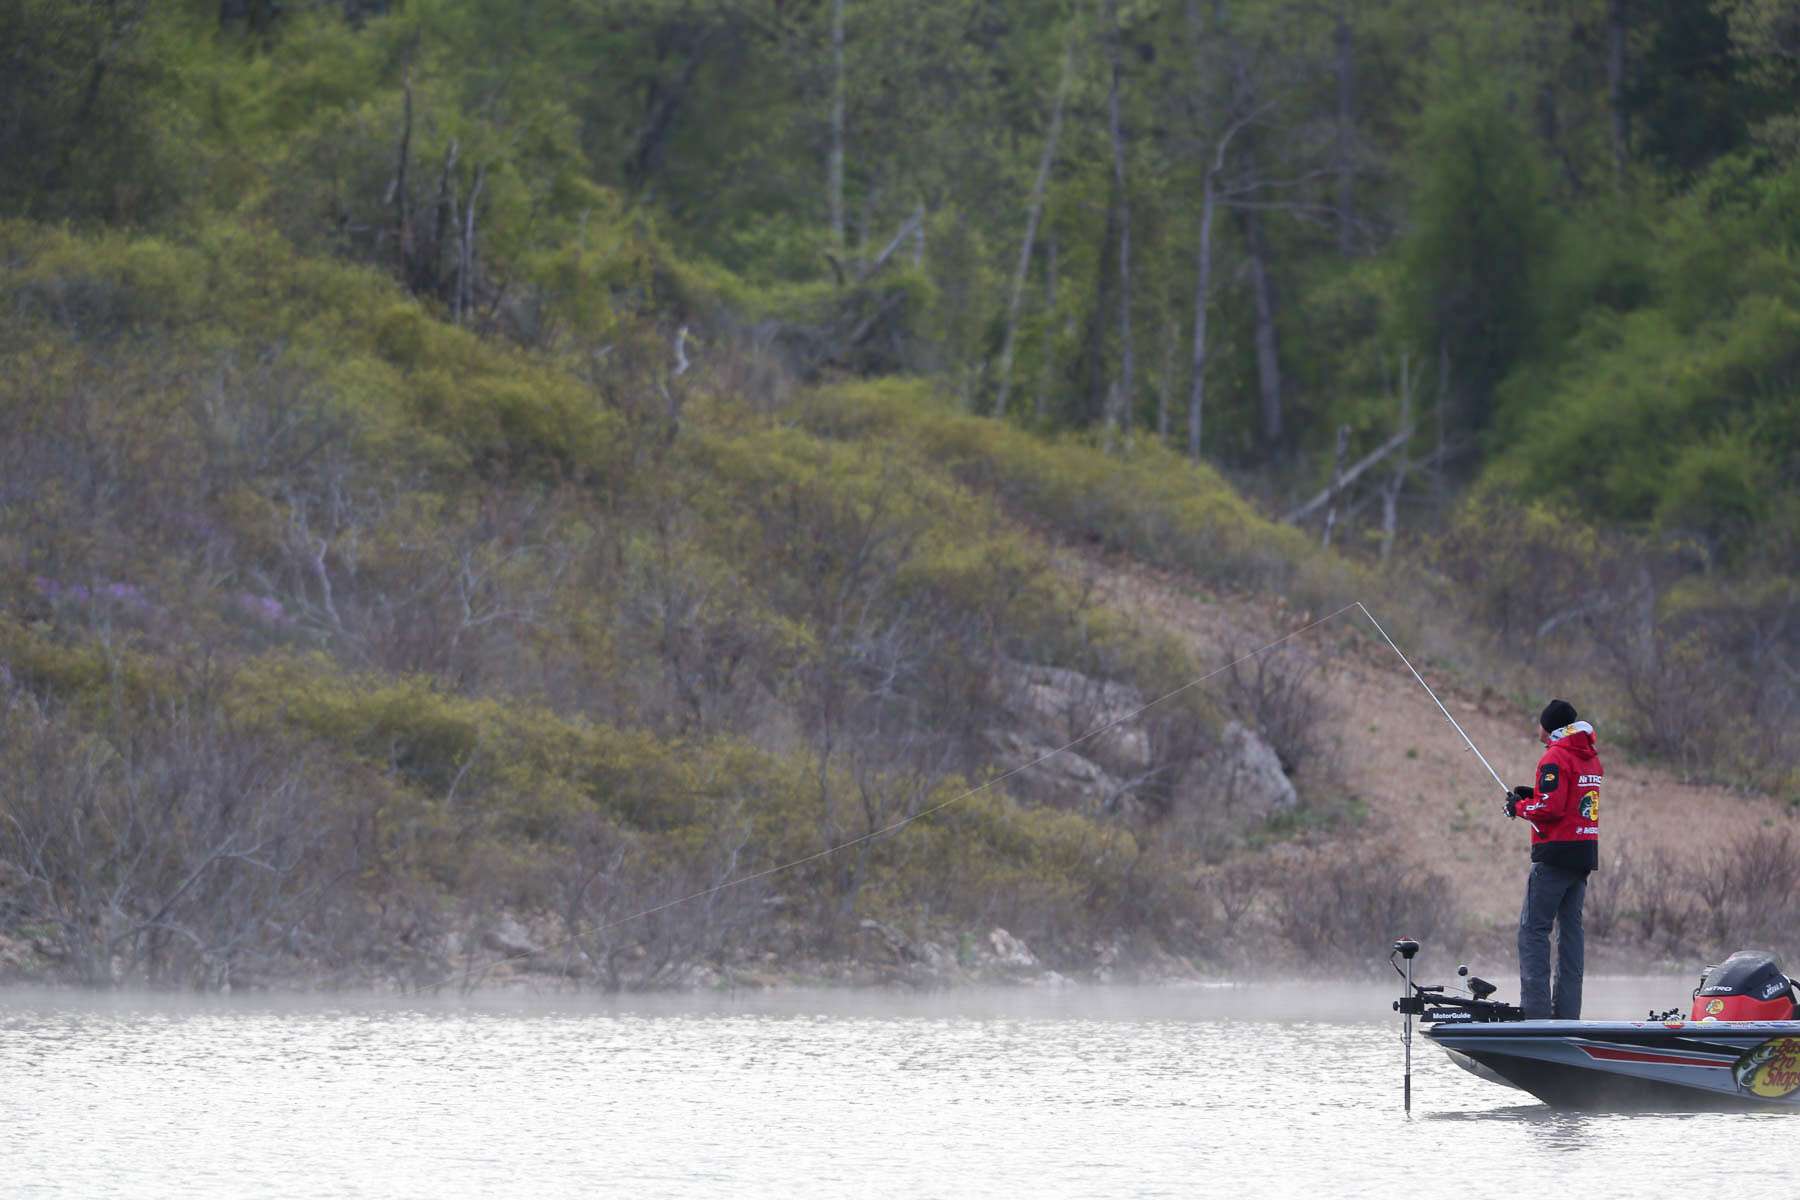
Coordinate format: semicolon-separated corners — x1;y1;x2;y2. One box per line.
1505;784;1532;819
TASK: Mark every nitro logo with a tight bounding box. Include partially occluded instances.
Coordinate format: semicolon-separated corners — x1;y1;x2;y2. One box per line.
1735;1037;1800;1098
1578;774;1603;786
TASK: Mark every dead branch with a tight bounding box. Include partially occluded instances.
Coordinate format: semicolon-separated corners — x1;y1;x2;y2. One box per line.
1284;424;1415;523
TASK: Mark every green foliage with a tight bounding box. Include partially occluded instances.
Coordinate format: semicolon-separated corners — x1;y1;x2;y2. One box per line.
1625;0;1783;176
1486;157;1800;567
0;0;191;223
1;220;630;483
1398;85;1557;429
797;379;1327;593
1719;0;1800;159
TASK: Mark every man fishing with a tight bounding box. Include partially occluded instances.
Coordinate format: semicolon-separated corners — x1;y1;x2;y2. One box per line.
1504;698;1603;1020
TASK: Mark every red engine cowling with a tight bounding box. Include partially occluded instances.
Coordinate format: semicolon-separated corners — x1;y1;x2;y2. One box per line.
1690;950;1798;1021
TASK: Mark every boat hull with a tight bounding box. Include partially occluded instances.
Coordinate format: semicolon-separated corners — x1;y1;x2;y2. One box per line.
1425;1020;1800;1111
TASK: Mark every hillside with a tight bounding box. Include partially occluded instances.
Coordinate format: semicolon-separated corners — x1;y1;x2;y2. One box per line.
1;0;1796;990
0;223;1361;988
1096;559;1797;972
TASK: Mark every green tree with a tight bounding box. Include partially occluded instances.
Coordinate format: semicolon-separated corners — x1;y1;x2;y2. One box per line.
1399;86;1557;434
0;0;178;222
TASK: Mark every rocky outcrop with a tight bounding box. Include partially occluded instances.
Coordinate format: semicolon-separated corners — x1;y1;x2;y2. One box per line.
998;662;1152;771
985;661;1299;837
480;915;541;958
984;729;1130;812
987;661;1153;813
987;926;1038;968
1217;719;1298;820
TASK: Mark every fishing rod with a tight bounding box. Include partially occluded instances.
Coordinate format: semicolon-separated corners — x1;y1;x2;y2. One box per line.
1364;599;1513;1115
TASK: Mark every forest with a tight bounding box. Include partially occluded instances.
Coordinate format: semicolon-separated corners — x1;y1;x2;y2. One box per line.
0;0;1795;990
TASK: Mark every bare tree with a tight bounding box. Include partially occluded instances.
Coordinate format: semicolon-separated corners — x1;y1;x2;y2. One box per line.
1334;0;1356;254
1180;6;1319;462
1183;100;1264;462
0;694;352;988
1104;0;1135;438
1320;424;1350;549
1378;353;1420;563
828;0;847;249
1606;0;1629;183
993;35;1077;419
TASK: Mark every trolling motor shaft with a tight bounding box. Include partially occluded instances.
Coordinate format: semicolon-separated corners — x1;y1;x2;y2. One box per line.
1391;939;1529;1112
1394;938;1419;1112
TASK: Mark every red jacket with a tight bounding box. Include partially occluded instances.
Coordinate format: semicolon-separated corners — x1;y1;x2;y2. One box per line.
1521;721;1602;871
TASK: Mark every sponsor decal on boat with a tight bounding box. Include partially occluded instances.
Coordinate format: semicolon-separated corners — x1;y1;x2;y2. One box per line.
1734;1037;1800;1097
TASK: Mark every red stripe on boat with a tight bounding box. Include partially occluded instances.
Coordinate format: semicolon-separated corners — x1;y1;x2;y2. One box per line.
1576;1044;1732;1068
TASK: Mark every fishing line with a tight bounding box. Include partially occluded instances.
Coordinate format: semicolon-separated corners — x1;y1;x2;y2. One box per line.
446;598;1497;989
447;601;1358;989
1351;601;1508;793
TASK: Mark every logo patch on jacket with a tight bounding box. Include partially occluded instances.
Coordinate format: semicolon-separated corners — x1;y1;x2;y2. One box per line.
1579;790;1599;821
1538;763;1560;796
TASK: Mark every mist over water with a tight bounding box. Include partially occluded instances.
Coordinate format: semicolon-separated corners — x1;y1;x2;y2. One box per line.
4;977;1789;1199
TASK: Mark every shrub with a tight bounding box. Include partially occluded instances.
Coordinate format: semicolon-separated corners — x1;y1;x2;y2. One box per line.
1265;845;1463;973
0;692;366;988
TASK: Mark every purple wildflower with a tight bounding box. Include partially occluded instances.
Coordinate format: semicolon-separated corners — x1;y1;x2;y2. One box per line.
102;582;150;610
238;593;289;624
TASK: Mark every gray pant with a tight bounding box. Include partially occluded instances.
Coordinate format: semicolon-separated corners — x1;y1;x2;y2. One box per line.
1518;862;1588;1020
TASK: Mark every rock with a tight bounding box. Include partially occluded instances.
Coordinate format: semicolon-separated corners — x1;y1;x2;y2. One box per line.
1218;720;1298;820
984;729;1127;813
480;915;540;958
994;662;1152;772
681;963;724;989
987;927;1038;969
918;941;957;973
857;918;914;962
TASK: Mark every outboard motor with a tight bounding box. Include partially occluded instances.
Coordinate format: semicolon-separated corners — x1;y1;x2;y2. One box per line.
1690;950;1798;1021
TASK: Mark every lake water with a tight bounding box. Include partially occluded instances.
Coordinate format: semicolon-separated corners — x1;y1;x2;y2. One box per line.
3;977;1792;1198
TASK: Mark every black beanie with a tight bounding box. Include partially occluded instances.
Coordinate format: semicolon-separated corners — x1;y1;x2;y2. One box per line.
1540;698;1578;732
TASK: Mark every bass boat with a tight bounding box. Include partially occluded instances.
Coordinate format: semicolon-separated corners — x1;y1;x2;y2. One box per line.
1390;938;1800;1112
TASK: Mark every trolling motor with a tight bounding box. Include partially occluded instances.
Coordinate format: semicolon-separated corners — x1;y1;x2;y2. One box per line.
1393;938;1419;1113
1391;957;1524;1024
1390;938;1524;1112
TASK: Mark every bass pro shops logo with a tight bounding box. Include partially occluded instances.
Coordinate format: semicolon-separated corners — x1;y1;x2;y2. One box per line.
1578;790;1599;821
1734;1037;1800;1098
